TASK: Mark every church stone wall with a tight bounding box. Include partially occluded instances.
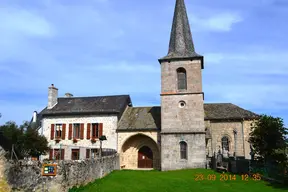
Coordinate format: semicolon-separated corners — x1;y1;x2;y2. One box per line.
41;114;118;160
243;120;255;158
160;59;206;171
206;120;254;159
161;94;205;132
161;60;203;94
161;134;206;171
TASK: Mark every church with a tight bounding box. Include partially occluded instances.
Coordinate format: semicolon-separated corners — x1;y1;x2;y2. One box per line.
31;0;258;171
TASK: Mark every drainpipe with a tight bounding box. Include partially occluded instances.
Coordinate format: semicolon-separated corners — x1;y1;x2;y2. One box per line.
241;118;245;158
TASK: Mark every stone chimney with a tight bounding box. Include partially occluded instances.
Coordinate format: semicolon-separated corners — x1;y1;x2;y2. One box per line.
65;93;73;97
48;84;58;109
32;111;37;122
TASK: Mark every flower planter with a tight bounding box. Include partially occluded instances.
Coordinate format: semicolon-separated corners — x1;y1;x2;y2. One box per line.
73;139;78;143
55;137;61;143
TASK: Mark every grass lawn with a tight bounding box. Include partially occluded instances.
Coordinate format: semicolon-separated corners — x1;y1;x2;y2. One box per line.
69;169;287;192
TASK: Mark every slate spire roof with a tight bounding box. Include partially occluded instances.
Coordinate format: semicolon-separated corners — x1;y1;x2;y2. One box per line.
159;0;202;62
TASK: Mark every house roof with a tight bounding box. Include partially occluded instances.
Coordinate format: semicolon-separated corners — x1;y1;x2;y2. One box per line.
40;95;131;116
159;0;202;62
117;103;259;130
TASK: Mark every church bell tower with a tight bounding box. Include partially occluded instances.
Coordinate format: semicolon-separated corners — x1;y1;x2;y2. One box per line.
159;0;206;171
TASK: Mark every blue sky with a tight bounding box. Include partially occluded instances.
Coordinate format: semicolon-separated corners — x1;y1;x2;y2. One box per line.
0;0;287;127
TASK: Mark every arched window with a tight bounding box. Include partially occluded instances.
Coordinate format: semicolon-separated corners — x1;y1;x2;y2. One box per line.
177;68;187;90
221;136;230;151
180;141;187;159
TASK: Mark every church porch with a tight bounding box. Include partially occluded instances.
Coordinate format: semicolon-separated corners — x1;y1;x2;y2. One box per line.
120;134;161;170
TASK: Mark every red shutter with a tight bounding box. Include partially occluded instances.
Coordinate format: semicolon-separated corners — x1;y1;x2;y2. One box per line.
61;149;65;160
86;149;90;159
68;124;72;140
50;124;55;140
87;123;91;139
62;124;66;140
80;123;84;139
99;123;103;137
49;149;53;160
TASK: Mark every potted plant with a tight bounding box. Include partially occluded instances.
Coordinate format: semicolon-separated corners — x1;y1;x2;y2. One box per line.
73;138;78;143
91;137;97;143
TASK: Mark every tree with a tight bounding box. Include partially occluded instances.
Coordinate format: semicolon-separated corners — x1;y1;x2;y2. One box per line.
21;126;49;158
249;115;288;165
0;121;49;159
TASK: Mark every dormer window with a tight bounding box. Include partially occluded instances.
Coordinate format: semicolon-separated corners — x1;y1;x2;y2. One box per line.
177;67;187;90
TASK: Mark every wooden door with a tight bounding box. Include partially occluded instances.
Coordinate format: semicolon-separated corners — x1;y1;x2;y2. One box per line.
138;146;153;168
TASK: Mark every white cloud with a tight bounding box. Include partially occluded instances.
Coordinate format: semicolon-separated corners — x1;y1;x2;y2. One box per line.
0;7;55;38
80;61;159;73
204;50;288;75
190;12;243;32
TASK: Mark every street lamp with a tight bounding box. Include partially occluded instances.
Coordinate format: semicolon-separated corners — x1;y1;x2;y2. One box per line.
99;135;107;158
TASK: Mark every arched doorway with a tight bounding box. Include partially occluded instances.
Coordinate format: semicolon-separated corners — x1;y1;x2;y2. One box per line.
121;134;160;170
138;146;153;168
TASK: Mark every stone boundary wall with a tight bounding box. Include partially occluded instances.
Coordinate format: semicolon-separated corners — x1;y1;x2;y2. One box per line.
1;154;120;192
0;147;11;191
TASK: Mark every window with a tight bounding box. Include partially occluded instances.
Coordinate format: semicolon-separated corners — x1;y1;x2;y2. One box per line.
49;149;64;160
91;148;99;158
177;67;187;90
86;148;99;159
221;136;230;151
71;149;80;160
54;149;64;160
54;149;61;160
179;101;186;108
55;124;63;138
180;141;187;159
73;124;80;139
92;123;99;138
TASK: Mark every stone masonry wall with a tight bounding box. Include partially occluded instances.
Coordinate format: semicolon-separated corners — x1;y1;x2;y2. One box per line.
160;59;206;171
0;146;11;192
161;59;203;94
205;120;254;159
2;154;119;192
118;131;159;153
161;134;206;171
41;114;118;160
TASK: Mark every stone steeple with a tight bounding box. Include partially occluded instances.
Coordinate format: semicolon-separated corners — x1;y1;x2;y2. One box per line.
159;0;202;62
159;0;206;171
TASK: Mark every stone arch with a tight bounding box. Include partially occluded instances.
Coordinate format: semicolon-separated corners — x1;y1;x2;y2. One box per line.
179;141;188;159
120;133;160;170
176;67;187;90
221;136;230;151
217;133;232;142
217;133;233;154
